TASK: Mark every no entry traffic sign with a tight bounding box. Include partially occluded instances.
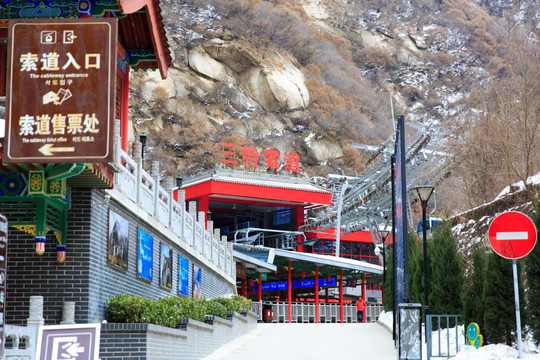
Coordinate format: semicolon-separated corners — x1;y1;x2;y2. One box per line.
488;211;537;358
488;211;537;259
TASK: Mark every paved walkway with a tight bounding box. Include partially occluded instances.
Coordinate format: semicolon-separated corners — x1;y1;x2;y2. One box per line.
204;322;397;360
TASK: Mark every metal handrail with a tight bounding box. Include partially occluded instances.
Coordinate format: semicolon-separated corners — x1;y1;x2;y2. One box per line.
233;227;306;249
261;301;382;323
426;314;464;359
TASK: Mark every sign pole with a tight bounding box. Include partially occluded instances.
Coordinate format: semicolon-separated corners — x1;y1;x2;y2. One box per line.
487;211;537;360
512;259;523;359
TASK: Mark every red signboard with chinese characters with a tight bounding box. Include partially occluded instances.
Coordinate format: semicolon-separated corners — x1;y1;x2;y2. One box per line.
220;142;301;173
4;18;117;163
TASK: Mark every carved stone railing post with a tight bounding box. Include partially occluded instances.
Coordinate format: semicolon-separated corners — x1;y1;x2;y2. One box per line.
177;189;186;207
27;295;45;349
163;176;174;227
198;211;206;254
188;201;197;218
221;235;227;269
207;220;214;261
150;161;160;216
212;228;220;266
114;119;121;166
189;202;197;248
198;211;205;225
27;296;44;328
207;220;214;236
228;242;234;277
61;301;75;325
132;141;142;205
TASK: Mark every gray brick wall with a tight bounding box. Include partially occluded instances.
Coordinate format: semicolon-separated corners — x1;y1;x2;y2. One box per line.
5;188;235;325
100;312;258;360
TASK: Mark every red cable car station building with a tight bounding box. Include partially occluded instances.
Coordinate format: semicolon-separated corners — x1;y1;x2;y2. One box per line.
181;168;384;322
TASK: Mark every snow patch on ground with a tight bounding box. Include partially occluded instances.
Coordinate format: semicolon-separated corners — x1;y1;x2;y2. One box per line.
378;311;540;359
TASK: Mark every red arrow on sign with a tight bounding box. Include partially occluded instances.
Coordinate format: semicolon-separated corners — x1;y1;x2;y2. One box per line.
488;211;537;259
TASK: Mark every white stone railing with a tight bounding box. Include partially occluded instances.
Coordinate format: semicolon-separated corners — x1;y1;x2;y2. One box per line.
3;296;59;360
111;121;234;281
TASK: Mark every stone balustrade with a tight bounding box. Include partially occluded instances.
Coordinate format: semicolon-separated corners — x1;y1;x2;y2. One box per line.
111;120;234;281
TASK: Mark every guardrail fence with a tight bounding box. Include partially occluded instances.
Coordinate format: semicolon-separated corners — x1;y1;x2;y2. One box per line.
261;301;382;323
426;314;464;359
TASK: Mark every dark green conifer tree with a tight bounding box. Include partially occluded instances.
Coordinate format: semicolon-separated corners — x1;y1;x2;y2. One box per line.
428;221;465;315
383;246;393;311
463;245;486;331
408;233;424;305
483;252;515;345
525;202;540;344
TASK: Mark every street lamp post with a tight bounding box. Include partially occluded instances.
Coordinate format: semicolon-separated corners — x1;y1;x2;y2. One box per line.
410;185;434;333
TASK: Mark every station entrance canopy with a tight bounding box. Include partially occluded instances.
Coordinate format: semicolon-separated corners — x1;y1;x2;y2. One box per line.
233;244;383;323
233;243;382;287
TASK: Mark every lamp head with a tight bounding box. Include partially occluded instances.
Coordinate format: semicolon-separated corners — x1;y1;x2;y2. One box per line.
139;133;147;146
411;185;434;203
379;230;390;243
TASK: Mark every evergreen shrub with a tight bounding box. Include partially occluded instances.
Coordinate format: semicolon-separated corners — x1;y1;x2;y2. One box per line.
106;294;251;328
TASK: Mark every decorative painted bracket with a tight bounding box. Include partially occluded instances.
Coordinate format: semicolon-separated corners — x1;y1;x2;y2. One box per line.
0;163;84;263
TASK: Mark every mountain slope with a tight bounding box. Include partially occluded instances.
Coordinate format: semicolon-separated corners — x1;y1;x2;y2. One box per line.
129;0;539;213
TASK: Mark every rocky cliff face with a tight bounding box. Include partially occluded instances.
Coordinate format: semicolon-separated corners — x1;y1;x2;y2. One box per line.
129;0;433;177
130;38;319;176
188;40;310;111
130;0;539;211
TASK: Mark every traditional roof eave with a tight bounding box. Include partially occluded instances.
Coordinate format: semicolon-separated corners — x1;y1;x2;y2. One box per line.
118;0;168;79
0;1;171;79
117;0;148;13
182;168;332;209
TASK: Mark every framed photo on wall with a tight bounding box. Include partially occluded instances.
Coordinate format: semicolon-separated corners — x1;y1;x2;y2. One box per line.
160;243;173;290
137;228;153;282
178;255;189;296
107;209;129;271
193;264;202;300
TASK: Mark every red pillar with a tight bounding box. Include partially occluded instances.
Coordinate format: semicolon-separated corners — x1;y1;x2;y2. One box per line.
287;261;292;323
362;274;366;323
339;270;344;323
315;265;319;323
121;67;130;152
198;195;209;215
241;279;247;298
257;272;262;303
